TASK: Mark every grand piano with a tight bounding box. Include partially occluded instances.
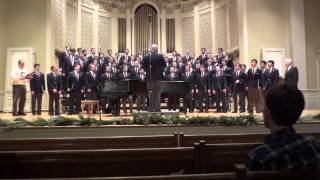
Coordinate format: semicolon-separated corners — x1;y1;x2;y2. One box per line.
99;80;191;115
100;80;191;97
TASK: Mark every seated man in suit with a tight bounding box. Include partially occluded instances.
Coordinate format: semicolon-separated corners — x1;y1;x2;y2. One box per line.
211;65;228;113
30;63;45;115
47;65;63;116
196;65;210;112
246;85;320;170
165;66;180;111
66;64;84;114
136;68;147;111
284;58;299;89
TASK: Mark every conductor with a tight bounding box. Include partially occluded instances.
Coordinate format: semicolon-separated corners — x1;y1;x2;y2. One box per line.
143;44;165;112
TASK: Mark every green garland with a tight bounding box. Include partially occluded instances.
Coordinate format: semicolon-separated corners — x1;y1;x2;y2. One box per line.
0;113;318;128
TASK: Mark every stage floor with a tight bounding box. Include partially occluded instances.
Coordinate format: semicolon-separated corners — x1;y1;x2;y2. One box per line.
0;109;319;121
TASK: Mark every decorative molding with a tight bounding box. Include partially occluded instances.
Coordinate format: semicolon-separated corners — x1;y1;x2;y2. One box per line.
182;16;195;52
81;0;94;7
81;10;93;51
65;3;77;47
98;1;112;12
98;16;112;52
53;0;63;49
215;4;227;50
229;0;239;49
200;12;212;52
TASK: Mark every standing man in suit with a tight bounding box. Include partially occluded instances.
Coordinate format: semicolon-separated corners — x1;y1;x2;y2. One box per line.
99;66;119;115
259;60;268;109
142;44;165;112
247;59;262;114
47;65;63;116
85;64;99;100
284;58;299;89
196;65;210;112
66;64;85;114
222;59;232;111
30;64;45;115
87;48;98;65
211;65;228;113
181;65;195;113
264;60;280;92
232;63;247;113
136;68;147;111
198;48;208;64
165;66;180;111
59;47;69;76
118;66;133;114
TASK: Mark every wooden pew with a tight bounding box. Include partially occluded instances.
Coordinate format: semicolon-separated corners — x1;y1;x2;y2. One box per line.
235;164;320;180
0;133;179;151
194;141;260;173
179;132;320;147
0;147;197;179
21;173;237;180
0;132;319;151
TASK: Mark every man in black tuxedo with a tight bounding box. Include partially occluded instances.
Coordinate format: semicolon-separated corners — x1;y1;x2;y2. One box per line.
118;66;133;114
232;63;247;113
211;65;228;113
216;48;224;64
99;66;119;115
180;65;195;113
264;60;280;92
87;48;98;65
136;68;147;111
120;49;131;64
66;64;85;114
284;58;299;89
247;59;262;114
182;49;192;63
85;64;99;100
47;65;63;116
77;51;88;73
196;65;210;112
197;48;208;64
222;59;232;111
30;64;45;115
142;44;165;112
59;47;69;76
65;48;77;74
165;66;180;111
130;61;141;79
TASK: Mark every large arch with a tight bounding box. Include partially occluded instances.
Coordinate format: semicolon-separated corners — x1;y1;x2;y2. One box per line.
134;4;158;54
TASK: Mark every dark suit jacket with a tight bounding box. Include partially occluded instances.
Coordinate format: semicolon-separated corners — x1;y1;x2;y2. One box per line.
118;72;132;80
197;54;208;64
143;53;165;81
285;66;299;88
222;66;233;88
181;72;196;90
196;72;210;91
99;73;115;89
211;73;227;91
66;71;84;92
165;73;179;81
85;72;99;91
265;68;279;90
30;72;45;93
47;73;63;92
247;68;262;88
232;71;247;91
59;51;69;73
259;69;268;88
